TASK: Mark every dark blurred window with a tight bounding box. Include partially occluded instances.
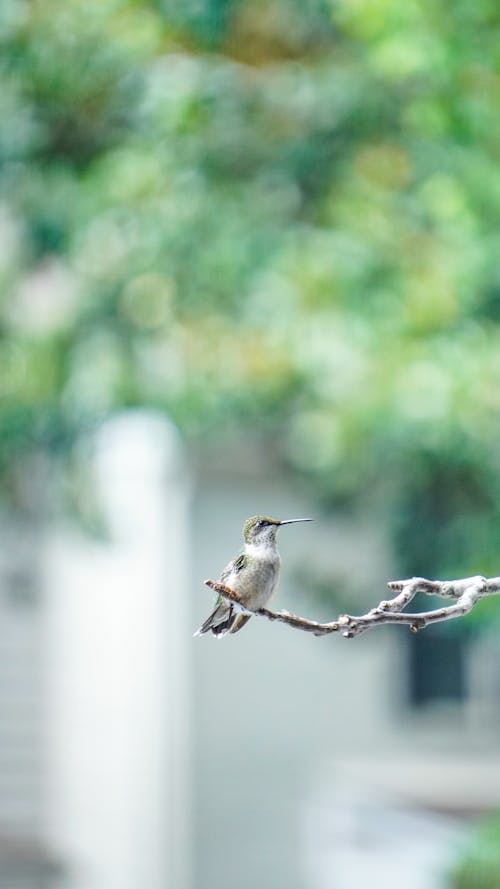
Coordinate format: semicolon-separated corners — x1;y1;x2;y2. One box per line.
407;629;468;707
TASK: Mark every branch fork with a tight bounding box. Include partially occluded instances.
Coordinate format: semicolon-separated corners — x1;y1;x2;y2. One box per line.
204;575;500;638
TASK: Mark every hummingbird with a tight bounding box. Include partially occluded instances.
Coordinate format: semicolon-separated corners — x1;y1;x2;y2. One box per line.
194;515;313;638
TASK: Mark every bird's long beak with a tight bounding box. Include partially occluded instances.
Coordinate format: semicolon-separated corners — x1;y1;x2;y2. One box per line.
279;518;314;525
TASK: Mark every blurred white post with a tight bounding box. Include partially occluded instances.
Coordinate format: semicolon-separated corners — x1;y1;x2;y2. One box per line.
43;411;191;889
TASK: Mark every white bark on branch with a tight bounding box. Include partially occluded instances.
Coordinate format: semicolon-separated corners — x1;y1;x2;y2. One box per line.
204;575;500;638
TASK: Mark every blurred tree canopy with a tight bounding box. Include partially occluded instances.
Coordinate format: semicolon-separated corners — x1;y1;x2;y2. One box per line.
1;0;500;585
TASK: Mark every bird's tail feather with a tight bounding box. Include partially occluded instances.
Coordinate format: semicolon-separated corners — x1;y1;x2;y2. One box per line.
230;613;251;634
194;603;236;637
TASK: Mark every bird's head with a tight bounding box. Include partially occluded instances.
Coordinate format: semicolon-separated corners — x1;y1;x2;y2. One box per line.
242;515;313;546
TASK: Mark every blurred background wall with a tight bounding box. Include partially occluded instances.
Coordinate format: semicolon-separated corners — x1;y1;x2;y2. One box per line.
0;0;500;887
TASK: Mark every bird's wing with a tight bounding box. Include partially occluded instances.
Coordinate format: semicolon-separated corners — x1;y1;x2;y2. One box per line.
219;552;247;583
195;553;250;637
210;553;249;609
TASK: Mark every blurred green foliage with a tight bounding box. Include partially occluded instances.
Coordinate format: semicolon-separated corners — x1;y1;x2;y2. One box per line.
450;814;500;889
1;0;500;590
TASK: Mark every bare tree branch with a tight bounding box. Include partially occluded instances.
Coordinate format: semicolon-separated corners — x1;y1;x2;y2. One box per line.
204;575;500;638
